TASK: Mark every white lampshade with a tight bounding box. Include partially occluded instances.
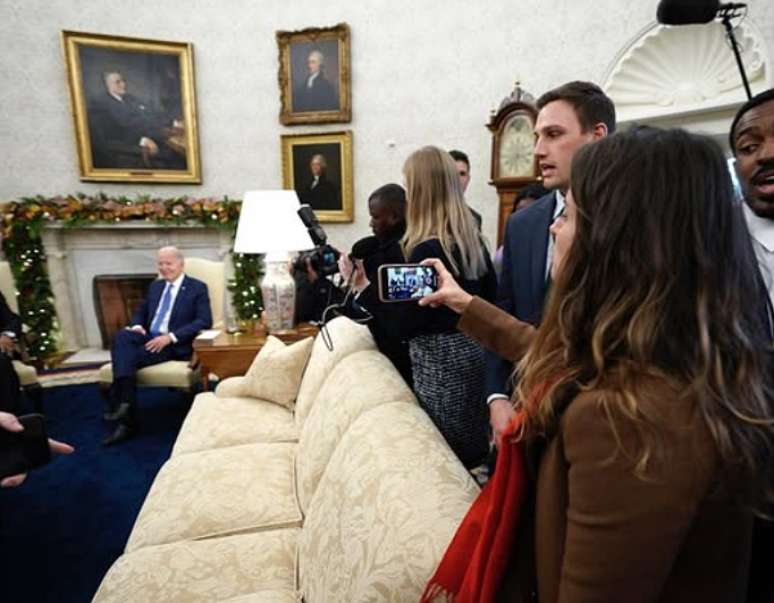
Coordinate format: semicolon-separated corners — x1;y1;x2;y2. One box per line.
234;190;314;257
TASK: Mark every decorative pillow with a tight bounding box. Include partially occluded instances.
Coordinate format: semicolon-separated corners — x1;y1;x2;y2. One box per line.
242;336;313;408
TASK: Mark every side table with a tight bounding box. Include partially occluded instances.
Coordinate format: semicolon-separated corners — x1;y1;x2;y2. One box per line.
193;323;318;390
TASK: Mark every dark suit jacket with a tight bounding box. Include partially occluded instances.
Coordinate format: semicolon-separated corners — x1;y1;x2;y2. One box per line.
293;73;338;112
485;192;556;398
300;176;339;211
131;275;212;359
0;292;21;339
460;296;753;603
89;93;169;169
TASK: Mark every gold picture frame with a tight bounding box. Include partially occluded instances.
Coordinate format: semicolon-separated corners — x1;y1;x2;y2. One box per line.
282;131;353;222
61;30;201;183
277;23;351;125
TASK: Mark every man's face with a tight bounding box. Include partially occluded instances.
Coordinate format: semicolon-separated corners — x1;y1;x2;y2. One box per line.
310;158;323;177
105;72;126;97
369;199;399;239
158;250;184;282
734;98;774;219
307;54;321;75
455;160;471;193
534;100;598;192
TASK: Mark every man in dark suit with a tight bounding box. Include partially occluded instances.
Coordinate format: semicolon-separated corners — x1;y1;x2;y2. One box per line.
293;49;338;113
89;70;185;170
449;149;483;230
486;81;616;445
103;246;212;445
0;291;22;414
298;154;339;211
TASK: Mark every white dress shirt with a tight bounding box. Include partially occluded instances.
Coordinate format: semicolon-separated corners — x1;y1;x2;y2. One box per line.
135;273;185;342
745;203;774;312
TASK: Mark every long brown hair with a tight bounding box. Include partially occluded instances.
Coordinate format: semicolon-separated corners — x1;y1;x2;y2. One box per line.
517;127;774;509
402;146;486;278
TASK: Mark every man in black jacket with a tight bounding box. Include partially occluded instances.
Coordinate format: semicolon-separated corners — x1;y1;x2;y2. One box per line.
0;291;23;414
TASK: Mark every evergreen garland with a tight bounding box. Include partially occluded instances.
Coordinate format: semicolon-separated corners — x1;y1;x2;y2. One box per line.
1;194;263;359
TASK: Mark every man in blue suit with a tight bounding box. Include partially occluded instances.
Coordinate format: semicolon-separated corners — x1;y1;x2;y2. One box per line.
103;246;212;445
486;82;616;445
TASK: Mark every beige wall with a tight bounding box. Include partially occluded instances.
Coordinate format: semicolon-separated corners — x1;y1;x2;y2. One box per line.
1;0;773;251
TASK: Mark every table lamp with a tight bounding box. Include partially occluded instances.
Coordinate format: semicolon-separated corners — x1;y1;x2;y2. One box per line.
234;190;313;332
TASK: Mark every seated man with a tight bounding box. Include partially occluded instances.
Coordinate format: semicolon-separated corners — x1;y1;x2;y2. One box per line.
103;246;212;446
0;291;22;414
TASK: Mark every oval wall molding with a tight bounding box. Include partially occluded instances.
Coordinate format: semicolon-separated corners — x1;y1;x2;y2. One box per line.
603;20;770;124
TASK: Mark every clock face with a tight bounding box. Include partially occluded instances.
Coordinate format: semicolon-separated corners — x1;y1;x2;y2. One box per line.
498;113;535;178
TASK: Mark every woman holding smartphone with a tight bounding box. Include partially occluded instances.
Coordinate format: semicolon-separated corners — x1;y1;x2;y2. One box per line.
419;128;774;601
348;145;497;469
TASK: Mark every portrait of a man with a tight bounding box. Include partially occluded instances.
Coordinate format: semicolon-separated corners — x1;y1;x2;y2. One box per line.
277;24;351;125
282;131;353;222
62;31;201;182
291;46;339;113
295;152;340;211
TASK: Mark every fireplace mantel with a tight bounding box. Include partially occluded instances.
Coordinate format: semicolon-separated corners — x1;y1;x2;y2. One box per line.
41;222;234;350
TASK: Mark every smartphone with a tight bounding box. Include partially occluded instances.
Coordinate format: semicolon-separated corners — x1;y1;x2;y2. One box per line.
378;264;438;303
0;413;51;480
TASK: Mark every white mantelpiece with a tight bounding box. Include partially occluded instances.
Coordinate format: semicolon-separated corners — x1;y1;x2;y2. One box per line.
41;222;234;350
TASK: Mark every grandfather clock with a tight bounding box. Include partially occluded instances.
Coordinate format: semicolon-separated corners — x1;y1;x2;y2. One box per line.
487;82;541;246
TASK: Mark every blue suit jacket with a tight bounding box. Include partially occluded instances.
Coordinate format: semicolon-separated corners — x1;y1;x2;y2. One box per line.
485;192;557;398
131;275;212;359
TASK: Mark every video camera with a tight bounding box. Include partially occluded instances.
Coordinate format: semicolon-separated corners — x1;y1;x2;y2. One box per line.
293;205;341;277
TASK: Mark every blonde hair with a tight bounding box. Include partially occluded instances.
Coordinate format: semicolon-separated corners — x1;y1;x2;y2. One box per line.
402;146;486;279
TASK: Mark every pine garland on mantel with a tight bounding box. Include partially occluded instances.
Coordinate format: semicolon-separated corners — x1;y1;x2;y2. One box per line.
0;193;263;358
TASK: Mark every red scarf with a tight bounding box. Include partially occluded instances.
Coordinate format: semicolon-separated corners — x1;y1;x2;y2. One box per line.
420;410;529;602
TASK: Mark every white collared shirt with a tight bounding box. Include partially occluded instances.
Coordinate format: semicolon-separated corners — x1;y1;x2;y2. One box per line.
545;190;566;280
306;72;319;89
744;203;774;312
137;273;185;341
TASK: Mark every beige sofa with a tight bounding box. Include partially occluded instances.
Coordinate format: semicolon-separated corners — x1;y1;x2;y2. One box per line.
93;316;479;602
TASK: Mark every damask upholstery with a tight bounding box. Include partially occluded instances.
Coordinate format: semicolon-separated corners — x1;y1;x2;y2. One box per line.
126;442;301;552
170;392;297;457
295;349;417;511
214;375;248;397
96;317;478;603
12;360;38;387
299;402;480;602
93;529;299;603
294;316;376;427
242;336;314;408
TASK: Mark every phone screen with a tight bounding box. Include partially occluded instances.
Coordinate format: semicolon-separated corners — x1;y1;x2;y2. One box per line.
378;264;438;302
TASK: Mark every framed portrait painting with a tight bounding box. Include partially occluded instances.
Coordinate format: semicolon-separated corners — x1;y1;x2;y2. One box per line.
277;23;351;125
282;131;353;222
61;30;201;183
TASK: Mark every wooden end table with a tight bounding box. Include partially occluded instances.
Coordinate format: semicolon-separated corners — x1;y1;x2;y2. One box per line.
193;323;318;390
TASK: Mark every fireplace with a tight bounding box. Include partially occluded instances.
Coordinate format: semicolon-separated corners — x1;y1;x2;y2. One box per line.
41;223;234;351
93;274;156;349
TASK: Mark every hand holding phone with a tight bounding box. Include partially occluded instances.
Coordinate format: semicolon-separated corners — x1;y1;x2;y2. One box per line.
0;413;74;487
378;264;439;303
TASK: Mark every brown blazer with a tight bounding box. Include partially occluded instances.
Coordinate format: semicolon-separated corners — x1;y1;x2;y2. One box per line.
458;296;753;602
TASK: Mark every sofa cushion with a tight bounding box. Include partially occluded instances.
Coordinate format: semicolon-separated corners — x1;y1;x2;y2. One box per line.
295;350;416;511
127;442;301;552
242;336;313;409
172;392;297;457
215;376;249;397
294;316;376;428
298;402;480;603
219;591;299;603
12;360;37;387
93;528;298;603
99;360;198;389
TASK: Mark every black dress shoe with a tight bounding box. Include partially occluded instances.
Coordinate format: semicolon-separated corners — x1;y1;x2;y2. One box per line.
102;424;135;446
104;402;131;422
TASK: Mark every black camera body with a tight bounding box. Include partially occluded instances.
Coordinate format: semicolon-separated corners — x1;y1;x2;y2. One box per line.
293;205;341;277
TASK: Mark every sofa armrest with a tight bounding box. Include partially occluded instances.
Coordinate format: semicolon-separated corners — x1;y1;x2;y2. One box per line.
215;376;247;398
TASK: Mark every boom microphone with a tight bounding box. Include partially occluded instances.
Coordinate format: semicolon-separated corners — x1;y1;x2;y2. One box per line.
657;0;720;25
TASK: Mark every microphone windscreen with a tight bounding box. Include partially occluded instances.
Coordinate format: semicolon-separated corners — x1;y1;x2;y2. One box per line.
350;236;381;259
656;0;719;24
